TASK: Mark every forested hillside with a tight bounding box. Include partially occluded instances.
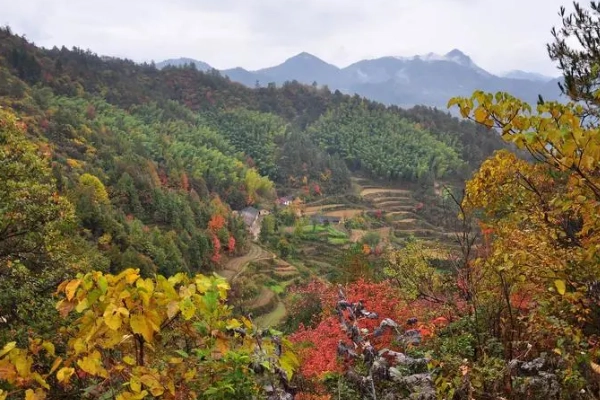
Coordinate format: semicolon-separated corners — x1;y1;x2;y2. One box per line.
0;26;505;281
5;7;599;397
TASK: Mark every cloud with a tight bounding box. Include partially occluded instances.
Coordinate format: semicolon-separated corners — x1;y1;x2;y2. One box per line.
0;0;570;75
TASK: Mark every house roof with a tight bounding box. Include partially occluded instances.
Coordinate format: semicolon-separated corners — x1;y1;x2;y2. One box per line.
240;206;259;226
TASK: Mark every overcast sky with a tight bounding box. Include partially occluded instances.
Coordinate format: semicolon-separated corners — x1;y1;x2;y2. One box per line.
2;0;570;76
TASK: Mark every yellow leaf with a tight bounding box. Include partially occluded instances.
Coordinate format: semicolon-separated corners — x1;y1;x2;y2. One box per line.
195;275;212;293
123;355;136;366
130;375;142;393
72;338;87;354
0;389;7;400
179;298;196;320
226;319;242;330
140;374;164;396
49;357;63;375
166;378;176;396
75;298;89;313
126;271;140;285
76;351;107;377
103;304;122;330
130;314;154;342
166;301;179;319
14;352;33;377
41;342;55;356
474;107;488;123
25;389;46;400
65;279;81;301
554;279;566;295
0;342;16;358
116;390;148;400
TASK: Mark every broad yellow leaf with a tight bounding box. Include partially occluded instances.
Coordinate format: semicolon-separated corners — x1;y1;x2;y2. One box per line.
130;314;153;342
25;389;46;400
56;367;75;383
554;279;566;295
0;342;16;358
65;279;81;301
130;375;142;393
41;342;55;356
123;355;136;366
75;298;89;313
103;304;122;330
179;298;196;320
14;352;33;377
140;374;164;396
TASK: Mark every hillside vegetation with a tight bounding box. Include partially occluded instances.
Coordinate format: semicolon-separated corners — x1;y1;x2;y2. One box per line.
3;2;600;397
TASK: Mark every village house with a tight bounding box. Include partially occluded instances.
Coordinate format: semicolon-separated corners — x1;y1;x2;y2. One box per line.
238;206;270;240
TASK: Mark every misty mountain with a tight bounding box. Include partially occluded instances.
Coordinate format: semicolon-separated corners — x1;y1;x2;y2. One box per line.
156;57;212;71
157;50;564;108
501;70;555;82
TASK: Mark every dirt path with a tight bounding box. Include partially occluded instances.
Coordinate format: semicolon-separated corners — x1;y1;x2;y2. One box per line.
219;243;272;281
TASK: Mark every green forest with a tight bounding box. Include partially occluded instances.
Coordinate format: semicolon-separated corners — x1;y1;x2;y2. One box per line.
2;1;600;399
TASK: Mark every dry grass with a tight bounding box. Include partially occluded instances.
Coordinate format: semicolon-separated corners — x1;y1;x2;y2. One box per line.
321;209;363;218
361;188;412;196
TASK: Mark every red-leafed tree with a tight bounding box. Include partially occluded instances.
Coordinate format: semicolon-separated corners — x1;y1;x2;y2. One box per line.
210;234;221;263
289;279;428;378
208;214;226;232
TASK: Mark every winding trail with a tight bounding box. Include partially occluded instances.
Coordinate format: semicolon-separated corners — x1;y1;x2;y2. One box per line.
219;243;290;328
220;243;272;282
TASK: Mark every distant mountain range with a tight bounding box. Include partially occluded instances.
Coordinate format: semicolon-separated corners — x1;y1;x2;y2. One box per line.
155;49;564;109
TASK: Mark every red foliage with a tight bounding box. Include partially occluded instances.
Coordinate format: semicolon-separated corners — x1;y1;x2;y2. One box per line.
208;214;226;232
290;279;403;378
227;236;236;254
210;234;221;263
414;202;424;212
374;209;382;219
312;183;322;196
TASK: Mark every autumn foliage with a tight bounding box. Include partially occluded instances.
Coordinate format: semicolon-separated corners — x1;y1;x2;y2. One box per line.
289;279;437;379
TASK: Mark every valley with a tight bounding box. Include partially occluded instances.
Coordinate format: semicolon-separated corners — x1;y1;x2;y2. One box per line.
225;174;461;328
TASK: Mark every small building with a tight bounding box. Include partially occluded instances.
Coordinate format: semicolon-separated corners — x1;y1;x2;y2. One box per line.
239;206;270;240
276;196;294;206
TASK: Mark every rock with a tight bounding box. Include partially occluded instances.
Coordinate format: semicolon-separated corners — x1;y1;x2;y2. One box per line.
513;372;560;398
390;371;436;400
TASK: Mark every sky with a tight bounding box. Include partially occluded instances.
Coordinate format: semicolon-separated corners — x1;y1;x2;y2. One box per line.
1;0;570;76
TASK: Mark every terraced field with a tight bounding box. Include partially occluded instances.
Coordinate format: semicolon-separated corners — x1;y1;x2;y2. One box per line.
220;244;302;328
223;176;459;329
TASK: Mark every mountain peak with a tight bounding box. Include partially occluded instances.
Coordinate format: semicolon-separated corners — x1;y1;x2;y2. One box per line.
285;52;328;64
444;49;473;65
